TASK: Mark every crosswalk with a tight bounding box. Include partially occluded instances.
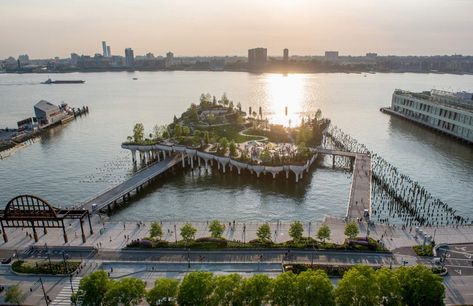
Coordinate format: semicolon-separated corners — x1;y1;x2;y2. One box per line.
50;277;81;306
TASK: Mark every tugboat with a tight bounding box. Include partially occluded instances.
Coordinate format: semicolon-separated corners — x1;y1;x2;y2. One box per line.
41;78;85;84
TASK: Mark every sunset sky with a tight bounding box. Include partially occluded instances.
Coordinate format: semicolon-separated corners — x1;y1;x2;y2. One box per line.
1;0;473;58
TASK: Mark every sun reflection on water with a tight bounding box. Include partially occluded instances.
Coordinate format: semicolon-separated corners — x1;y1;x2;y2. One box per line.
264;74;308;127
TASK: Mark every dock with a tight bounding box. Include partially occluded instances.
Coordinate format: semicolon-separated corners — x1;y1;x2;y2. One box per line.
81;154;181;212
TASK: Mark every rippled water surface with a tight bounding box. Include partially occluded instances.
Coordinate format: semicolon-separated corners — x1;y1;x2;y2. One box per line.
0;72;472;221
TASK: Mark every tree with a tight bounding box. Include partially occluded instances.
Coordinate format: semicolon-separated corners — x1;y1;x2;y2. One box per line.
133;123;145;143
229;141;238;157
260;147;271;163
150;221;163;239
256;223;271;242
271;272;297;306
173;124;182;137
289;221;304;242
375;268;402;306
237;102;242;111
162;129;170;139
5;285;26;305
218;137;229;155
239;274;272;306
208;220;225;238
296;270;335;306
153;124;163;140
344;222;359;239
147;278;180;306
182;125;191;136
103;277;145;306
396;265;445;306
335;265;380;306
211;274;242;306
180;223;197;242
296;126;312;145
177;271;214;306
77;270;112;306
317;224;331;243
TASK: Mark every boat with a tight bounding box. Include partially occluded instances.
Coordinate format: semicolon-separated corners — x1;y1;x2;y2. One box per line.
41;78;85;84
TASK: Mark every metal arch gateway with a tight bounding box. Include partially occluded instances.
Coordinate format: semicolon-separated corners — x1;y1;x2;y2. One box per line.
0;195;93;243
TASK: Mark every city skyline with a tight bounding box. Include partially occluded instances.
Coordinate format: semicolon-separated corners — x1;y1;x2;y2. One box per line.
1;0;473;59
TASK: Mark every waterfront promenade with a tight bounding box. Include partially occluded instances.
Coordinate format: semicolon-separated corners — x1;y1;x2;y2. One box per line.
346;153;372;220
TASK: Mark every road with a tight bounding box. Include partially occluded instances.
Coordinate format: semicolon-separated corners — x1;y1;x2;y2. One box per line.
437;243;473;276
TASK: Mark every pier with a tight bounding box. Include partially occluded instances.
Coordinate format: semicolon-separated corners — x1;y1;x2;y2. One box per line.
81;154;182;213
315;148;372;220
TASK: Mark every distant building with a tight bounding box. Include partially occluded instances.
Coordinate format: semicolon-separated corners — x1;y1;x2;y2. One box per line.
34;100;65;127
18;54;29;65
107;46;111;57
283;49;289;61
70;53;80;66
248;48;267;68
165;52;174;68
325;51;339;61
366;52;378;59
102;41;108;57
125;48;135;67
146;52;155;59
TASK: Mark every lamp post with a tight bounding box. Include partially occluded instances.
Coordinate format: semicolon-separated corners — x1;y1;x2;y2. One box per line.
39;277;49;306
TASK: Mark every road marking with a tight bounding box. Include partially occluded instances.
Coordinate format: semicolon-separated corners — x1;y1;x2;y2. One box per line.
455;246;467;252
454;269;462;275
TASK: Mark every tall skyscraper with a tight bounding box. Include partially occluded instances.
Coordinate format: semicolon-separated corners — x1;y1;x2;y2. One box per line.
248;48;267;68
283;48;289;61
102;41;108;57
125;48;134;67
107;46;111;57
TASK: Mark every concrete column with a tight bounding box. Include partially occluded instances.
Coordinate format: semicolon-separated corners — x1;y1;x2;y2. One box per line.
131;150;136;163
205;159;208;171
272;173;277;179
222;163;225;173
157;151;161;162
237;167;241;175
217;162;220;170
190;156;194;169
198;157;201;167
181;153;185;167
285;171;289;179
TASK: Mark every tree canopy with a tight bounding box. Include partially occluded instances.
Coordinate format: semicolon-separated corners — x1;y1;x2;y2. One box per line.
208;220;225;238
344;221;359;239
77;270;112;306
133;123;145;143
256;223;271;242
289;221;304;242
211;273;242;306
239;274;272;306
180;223;197;242
335;265;380;306
5;285;26;305
297;270;335;306
150;221;163;239
177;271;214;306
146;278;179;306
271;271;297;306
103;277;146;306
317;224;331;242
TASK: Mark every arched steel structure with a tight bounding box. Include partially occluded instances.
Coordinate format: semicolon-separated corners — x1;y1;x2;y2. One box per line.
0;195;93;243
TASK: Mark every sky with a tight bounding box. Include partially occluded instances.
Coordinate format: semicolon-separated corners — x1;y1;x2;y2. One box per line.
1;0;473;59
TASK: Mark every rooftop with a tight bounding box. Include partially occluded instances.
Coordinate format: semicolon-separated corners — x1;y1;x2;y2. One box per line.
394;89;473;112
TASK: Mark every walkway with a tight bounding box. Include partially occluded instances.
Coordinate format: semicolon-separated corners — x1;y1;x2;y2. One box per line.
50;277;81;306
81;155;181;212
346;153;372;220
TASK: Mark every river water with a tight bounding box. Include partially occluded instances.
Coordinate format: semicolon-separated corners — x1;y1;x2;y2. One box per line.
0;72;471;222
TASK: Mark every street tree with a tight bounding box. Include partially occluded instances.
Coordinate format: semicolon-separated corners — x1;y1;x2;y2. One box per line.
208;220;225;238
173;124;182;137
103;277;145;306
296;269;335;306
133;123;145;143
177;271;214;306
5;285;26;306
239;274;272;306
317;224;331;243
344;221;359;239
256;223;271;242
77;270;112;306
210;273;242;306
146;278;180;306
271;271;297;306
375;268;402;306
396;265;445;306
289;221;304;242
180;223;197;242
150;221;163;239
335;265;380;306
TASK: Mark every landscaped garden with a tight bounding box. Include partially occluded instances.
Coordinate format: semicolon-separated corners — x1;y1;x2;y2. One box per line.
12;259;80;275
123;93;330;166
126;220;387;252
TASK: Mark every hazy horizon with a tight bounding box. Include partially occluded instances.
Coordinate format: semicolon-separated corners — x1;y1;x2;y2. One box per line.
2;0;473;59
